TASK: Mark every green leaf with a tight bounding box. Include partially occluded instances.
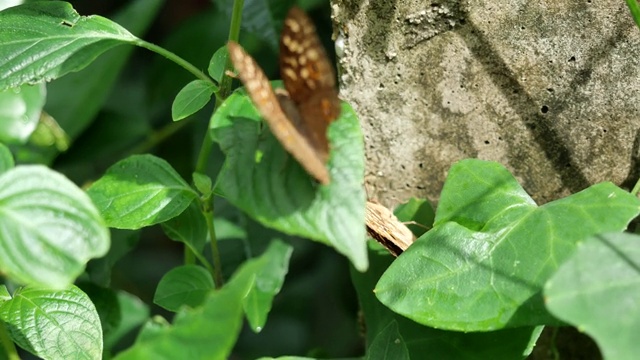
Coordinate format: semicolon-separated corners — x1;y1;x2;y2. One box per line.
393;197;434;238
0;83;46;144
161;201;207;253
154;265;214;312
0;165;109;288
114;257;255;360
87;154;198;229
545;233;640;360
0;143;13;174
86;229;140;287
104;291;150;351
0;285;103;359
352;247;543;359
192;172;212;196
0;2;138;90
365;321;409;360
214;217;247;241
77;282;120;341
210;89;367;271
45;0;163;141
207;46;229;84
171;80;216;121
375;159;640;331
242;240;293;332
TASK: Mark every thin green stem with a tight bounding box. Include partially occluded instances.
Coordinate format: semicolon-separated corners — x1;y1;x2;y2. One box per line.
626;0;640;29
129;118;192;155
631;177;640;197
134;40;215;86
204;197;224;288
0;321;20;360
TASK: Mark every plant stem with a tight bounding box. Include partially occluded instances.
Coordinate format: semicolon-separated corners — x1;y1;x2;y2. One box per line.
194;0;246;288
129;118;192;155
0;321;20;360
626;0;640;29
631;177;640;197
134;40;215;86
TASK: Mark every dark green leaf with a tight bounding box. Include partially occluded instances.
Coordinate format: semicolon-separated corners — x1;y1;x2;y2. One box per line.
172;80;216;121
376;159;640;331
0;143;13;174
87;154;198;229
86;229;140;287
104;291;150;351
114;257;255;360
0;165;109;288
242;240;292;332
0;2;138;90
154;265;215;312
0;83;46;144
365;321;409;360
161;201;207;253
545;233;640;360
394;197;434;238
210;89;367;271
0;285;102;359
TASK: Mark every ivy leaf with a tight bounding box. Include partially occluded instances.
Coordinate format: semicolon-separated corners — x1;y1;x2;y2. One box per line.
0;285;103;359
154;265;214;312
375;159;640;331
0;2;139;90
87;154;198;229
365;321;409;360
210;89;367;271
171;80;217;121
545;233;640;360
0;165;109;288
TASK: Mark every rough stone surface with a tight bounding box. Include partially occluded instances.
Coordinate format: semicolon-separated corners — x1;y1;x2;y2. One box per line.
332;0;640;207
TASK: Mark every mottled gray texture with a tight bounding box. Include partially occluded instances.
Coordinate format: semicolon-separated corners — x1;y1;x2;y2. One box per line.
333;0;640;206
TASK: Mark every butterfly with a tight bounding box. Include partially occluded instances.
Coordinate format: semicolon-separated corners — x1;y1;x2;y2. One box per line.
228;8;415;255
227;7;340;185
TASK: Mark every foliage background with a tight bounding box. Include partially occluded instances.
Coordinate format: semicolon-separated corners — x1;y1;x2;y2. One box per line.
39;0;362;358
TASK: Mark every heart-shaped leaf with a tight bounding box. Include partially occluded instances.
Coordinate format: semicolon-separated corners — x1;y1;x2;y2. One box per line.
154;265;215;312
376;159;640;331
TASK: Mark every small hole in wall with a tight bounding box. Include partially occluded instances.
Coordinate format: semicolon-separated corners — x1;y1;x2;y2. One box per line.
603;128;608;133
419;163;424;168
541;105;549;113
401;164;406;170
484;140;490;145
568;56;576;62
459;18;466;25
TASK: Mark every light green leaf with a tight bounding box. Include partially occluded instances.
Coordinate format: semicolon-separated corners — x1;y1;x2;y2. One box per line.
365;321;409;360
0;2;138;90
242;240;292;332
0;143;14;174
0;285;102;359
161;201;207;253
192;172;212;196
0;165;109;289
114;258;255;360
210;89;367;271
352;247;543;359
207;46;229;84
0;83;46;144
171;80;216;121
87;154;198;229
214;217;247;241
545;233;640;360
376;159;640;331
154;265;214;312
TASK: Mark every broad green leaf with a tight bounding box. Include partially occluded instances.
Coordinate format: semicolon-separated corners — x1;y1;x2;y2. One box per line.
215;217;247;241
545;233;640;360
365;321;409;360
242;240;292;332
161;201;207;253
171;80;216;121
376;159;640;331
352;246;542;359
0;165;109;288
208;46;229;84
0;285;9;300
210;89;367;271
154;265;214;312
86;229;140;287
0;285;103;359
78;283;120;341
0;143;13;174
0;2;138;90
45;0;163;141
104;291;149;351
393;197;434;238
115;257;255;360
87;154;198;229
0;83;46;144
